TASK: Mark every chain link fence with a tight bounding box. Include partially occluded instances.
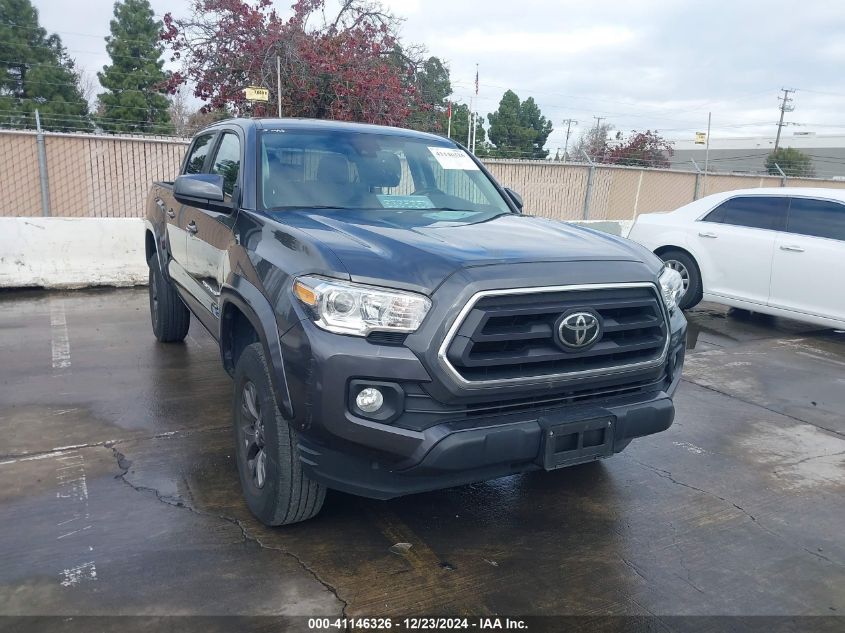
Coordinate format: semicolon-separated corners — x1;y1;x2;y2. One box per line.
485;159;845;221
0;130;188;218
3;129;845;220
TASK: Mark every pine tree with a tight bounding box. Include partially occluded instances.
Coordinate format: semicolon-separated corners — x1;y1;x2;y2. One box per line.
486;90;553;159
0;0;91;131
97;0;173;134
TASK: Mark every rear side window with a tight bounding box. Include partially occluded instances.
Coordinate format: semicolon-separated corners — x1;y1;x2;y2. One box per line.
183;133;214;174
703;196;788;231
209;132;241;196
787;197;845;241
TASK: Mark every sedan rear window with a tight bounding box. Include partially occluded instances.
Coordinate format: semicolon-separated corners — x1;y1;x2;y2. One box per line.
786;197;845;241
702;196;788;231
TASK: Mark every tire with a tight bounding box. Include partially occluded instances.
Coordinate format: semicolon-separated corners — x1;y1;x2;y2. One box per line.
232;342;326;526
148;255;190;342
659;249;703;310
147;254;191;343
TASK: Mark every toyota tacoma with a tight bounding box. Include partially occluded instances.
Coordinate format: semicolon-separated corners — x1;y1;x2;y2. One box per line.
144;118;687;525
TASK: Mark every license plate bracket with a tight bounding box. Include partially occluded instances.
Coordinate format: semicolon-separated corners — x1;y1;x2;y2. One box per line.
540;415;615;470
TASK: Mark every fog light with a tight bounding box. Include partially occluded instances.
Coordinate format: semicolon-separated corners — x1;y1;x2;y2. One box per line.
356;387;384;413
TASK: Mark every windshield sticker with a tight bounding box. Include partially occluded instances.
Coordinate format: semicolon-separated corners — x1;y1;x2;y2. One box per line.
376;194;435;209
428;147;480;171
423;210;480;221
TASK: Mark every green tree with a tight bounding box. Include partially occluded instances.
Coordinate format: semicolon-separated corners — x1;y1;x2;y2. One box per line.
97;0;173;134
766;147;815;177
0;0;91;131
485;90;552;159
395;53;452;133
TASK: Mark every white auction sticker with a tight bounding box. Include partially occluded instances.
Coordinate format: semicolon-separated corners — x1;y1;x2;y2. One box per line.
428;147;479;170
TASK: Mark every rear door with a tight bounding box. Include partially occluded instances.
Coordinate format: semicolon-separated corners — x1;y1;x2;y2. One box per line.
183;129;242;334
167;132;216;293
769;196;845;322
694;195;788;305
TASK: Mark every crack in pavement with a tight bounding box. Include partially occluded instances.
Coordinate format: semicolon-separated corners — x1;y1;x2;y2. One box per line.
681;378;845;440
0;440;118;462
0;426;232;464
109;445;349;617
627;455;842;568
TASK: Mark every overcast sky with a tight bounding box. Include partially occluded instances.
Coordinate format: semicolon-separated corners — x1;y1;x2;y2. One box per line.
32;0;845;148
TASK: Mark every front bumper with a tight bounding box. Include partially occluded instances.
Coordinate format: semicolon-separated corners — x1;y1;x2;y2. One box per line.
297;381;678;499
279;299;686;500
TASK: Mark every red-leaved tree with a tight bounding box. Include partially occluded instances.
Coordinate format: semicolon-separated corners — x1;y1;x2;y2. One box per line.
162;0;427;125
603;130;674;168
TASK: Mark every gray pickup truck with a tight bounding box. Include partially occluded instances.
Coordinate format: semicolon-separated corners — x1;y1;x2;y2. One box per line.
144;118;687;525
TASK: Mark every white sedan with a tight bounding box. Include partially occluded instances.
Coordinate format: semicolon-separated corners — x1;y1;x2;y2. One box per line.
627;188;845;329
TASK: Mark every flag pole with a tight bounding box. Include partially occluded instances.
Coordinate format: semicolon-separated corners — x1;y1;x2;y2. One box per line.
471;63;479;154
447;101;452;139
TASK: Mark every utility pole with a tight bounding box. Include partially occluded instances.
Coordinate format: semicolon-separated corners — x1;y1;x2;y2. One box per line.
562;118;578;160
774;88;795;152
593;116;605;131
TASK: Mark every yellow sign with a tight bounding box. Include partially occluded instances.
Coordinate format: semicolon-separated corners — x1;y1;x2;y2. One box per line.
243;86;270;102
694;131;707;145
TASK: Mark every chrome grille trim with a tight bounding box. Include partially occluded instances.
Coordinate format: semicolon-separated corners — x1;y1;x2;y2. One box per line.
437;282;670;386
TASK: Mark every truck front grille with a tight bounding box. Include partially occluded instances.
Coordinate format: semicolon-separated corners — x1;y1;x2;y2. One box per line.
440;283;669;384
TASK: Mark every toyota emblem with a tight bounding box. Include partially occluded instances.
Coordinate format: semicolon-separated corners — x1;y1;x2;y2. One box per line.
557;311;601;349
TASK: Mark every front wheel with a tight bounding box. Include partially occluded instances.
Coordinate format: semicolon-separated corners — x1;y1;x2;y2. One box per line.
659;250;702;310
233;342;326;526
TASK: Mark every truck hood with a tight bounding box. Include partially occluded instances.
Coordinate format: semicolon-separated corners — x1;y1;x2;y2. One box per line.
271;209;651;294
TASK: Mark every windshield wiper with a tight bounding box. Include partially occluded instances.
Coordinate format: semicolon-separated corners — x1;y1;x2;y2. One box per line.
268;205;348;211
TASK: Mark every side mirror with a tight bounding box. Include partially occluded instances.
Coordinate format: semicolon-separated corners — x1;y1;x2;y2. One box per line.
504;187;523;211
174;174;225;203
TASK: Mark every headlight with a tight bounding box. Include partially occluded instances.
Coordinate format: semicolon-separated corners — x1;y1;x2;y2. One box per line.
658;266;684;313
293;276;431;336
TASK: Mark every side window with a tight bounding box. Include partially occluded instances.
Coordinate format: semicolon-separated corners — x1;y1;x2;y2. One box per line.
787;197;845;241
210;132;241;197
702;196;788;231
184;133;214;174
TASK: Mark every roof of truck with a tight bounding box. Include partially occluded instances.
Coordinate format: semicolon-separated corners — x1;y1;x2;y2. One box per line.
202;117;454;144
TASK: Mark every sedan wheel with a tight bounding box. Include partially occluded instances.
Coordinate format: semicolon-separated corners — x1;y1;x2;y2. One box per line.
664;259;690;298
658;249;703;310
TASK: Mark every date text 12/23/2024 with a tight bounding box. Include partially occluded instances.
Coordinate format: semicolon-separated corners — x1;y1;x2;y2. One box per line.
308;618;528;630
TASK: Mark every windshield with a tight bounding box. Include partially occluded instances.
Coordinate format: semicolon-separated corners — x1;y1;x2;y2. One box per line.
259;129;513;219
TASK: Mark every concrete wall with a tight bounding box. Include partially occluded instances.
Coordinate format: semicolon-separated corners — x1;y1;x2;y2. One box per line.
0;218;631;289
0;218;147;289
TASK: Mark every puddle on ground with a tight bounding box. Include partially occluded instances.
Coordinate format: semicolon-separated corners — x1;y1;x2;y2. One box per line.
738;421;845;490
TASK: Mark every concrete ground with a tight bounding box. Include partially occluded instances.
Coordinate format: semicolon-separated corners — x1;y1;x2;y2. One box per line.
0;288;843;625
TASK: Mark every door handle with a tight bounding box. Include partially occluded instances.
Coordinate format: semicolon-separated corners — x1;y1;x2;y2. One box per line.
698;231;718;238
186;221;198;235
167;209;176;219
779;245;804;252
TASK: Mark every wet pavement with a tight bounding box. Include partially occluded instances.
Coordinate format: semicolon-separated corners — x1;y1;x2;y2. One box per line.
0;289;843;622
